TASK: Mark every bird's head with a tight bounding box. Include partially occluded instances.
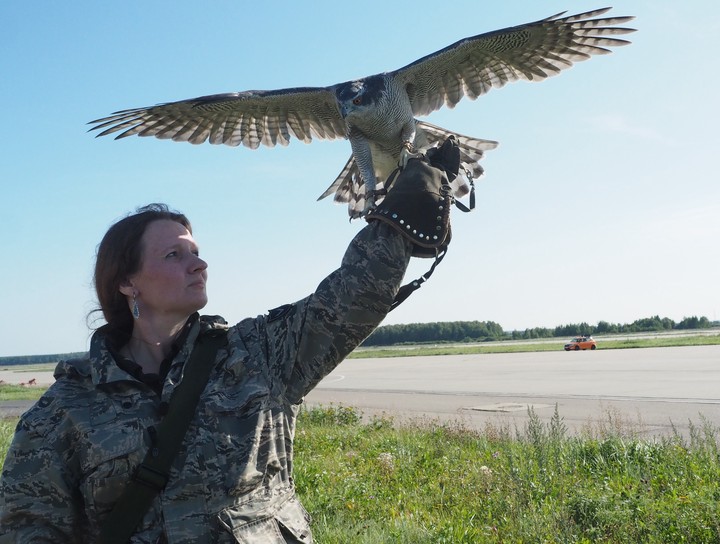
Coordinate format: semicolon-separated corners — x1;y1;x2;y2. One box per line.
336;75;387;119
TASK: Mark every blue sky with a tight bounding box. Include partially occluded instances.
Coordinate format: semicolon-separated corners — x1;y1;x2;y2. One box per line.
2;1;718;356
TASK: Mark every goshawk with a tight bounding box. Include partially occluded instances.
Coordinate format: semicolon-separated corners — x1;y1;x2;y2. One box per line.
89;8;635;218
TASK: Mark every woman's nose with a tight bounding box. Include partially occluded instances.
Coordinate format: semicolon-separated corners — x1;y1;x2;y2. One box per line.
192;255;208;272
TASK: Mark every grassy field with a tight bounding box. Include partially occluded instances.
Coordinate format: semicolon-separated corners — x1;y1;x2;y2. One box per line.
0;384;47;402
2;405;719;542
293;406;720;543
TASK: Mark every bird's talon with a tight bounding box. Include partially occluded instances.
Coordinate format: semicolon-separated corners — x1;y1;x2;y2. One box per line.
360;196;378;218
399;145;422;169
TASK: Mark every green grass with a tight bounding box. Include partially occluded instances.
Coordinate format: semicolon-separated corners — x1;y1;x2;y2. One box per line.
350;343;562;357
0;384;47;402
293;406;720;543
0;363;56;372
1;418;18;466
594;334;720;350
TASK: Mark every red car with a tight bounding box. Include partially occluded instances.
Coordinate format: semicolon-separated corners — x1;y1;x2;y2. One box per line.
564;336;597;351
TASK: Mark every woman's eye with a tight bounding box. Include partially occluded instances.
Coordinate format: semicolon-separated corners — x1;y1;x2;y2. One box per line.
165;251;177;258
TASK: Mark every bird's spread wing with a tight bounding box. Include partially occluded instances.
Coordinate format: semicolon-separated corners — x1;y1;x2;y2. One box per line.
88;87;347;148
393;8;636;117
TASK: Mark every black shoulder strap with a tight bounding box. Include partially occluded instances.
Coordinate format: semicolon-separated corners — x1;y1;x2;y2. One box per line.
98;328;228;544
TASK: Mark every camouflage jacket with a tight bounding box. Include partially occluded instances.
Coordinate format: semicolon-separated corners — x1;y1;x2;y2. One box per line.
0;223;412;543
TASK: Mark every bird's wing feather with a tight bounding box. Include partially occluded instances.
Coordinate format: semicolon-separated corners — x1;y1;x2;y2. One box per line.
392;8;636;116
88;87;347;148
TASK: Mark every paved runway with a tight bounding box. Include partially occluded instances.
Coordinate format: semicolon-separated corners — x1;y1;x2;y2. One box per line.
306;345;720;438
3;346;719;438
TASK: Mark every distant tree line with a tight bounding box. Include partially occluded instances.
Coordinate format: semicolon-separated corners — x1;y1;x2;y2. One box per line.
363;320;505;346
363;316;715;346
0;352;85;367
2;316;715;362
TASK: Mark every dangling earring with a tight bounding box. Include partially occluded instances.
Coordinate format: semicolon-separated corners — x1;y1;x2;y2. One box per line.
132;291;140;319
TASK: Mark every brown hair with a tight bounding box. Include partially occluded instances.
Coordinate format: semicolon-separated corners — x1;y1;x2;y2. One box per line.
93;203;192;347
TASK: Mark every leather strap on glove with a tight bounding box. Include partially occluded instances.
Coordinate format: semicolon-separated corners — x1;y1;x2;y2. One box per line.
366;136;460;258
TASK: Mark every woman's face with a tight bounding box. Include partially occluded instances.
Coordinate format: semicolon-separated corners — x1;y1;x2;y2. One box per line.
125;219;208;321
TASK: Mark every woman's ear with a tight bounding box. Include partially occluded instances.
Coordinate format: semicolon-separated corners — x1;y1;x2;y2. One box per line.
118;279;134;297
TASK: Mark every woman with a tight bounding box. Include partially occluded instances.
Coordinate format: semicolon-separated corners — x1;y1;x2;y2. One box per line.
0;140;459;542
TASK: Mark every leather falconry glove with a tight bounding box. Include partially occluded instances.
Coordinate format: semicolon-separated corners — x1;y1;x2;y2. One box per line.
366;136;463;309
366;135;460;257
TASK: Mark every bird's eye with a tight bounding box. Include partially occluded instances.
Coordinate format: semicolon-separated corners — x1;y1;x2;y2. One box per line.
352;97;362;105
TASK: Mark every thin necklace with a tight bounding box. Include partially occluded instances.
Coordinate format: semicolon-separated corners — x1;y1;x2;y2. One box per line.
131;335;159;346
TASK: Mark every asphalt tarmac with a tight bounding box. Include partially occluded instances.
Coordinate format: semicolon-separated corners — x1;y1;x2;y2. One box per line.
3;345;719;438
305;345;720;438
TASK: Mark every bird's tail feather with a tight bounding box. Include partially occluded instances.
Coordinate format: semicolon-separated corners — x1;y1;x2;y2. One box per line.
317;159;385;219
317;156;356;201
317;122;498;218
416;122;498;196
